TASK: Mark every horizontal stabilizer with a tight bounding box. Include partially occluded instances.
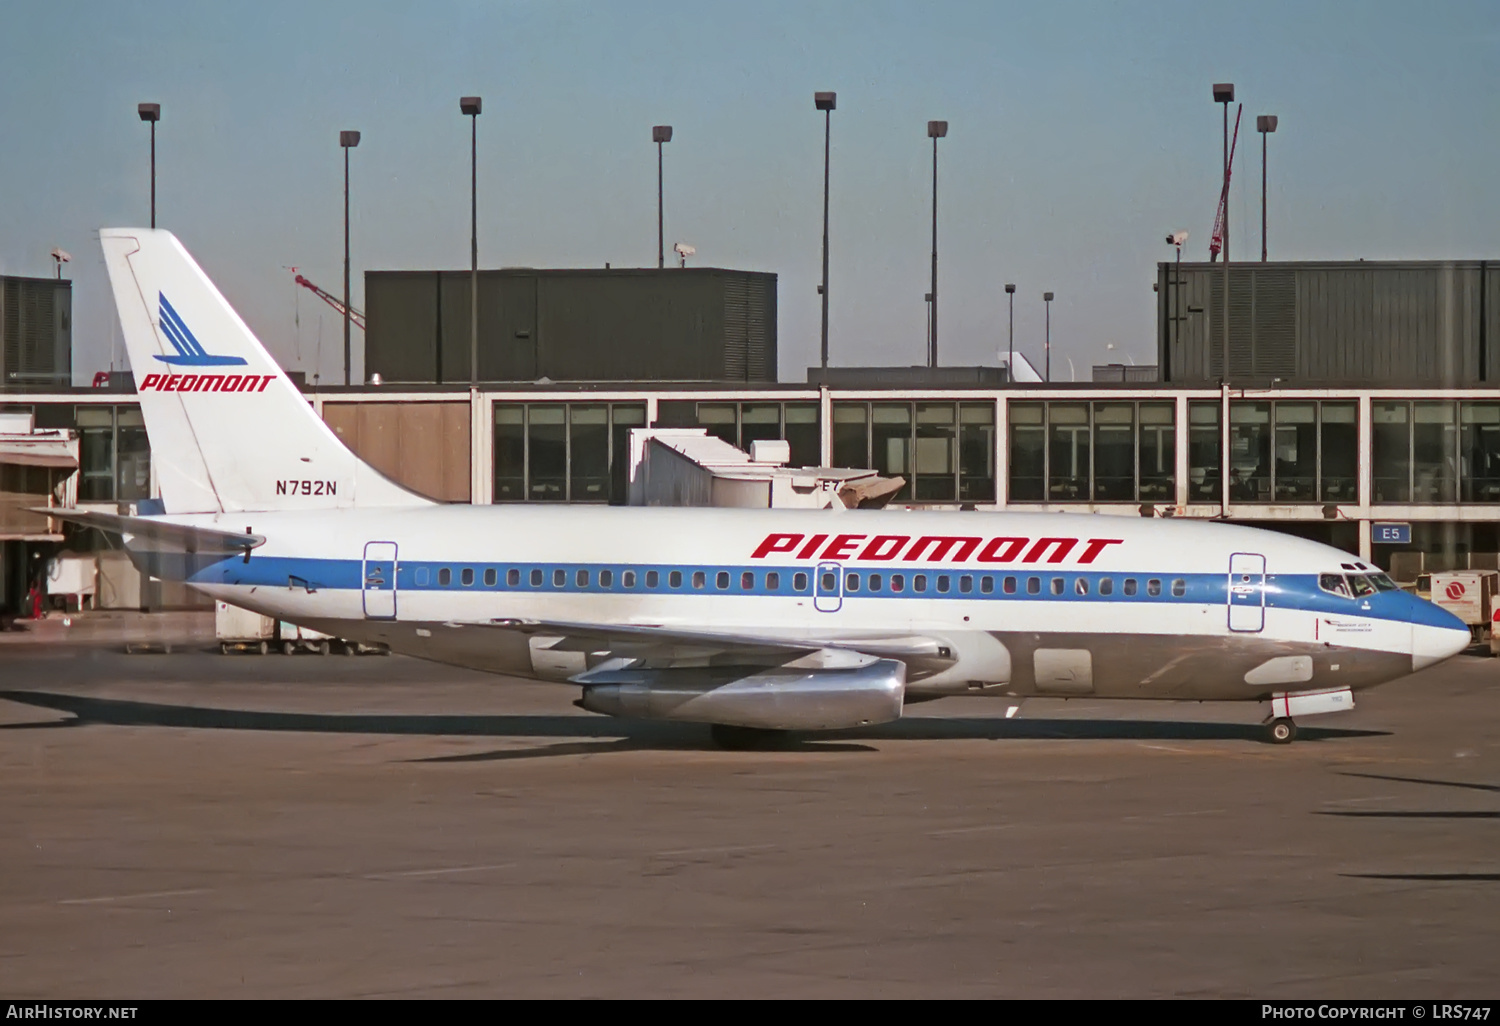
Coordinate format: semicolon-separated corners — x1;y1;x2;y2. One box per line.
37;508;264;553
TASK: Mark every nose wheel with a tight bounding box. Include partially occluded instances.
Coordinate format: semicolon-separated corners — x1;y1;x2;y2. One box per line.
1266;718;1297;744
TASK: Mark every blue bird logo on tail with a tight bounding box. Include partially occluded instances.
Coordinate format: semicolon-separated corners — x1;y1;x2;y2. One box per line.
154;293;247;366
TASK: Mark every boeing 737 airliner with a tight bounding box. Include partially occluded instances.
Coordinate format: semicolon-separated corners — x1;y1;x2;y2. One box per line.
53;229;1470;747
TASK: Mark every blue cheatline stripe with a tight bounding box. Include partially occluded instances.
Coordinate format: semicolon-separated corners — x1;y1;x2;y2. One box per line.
159;294;207;356
166;553;1456;629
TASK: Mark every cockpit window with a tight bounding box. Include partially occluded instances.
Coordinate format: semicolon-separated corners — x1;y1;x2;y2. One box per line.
1348;575;1377;598
1369;573;1399;592
1318;573;1351;598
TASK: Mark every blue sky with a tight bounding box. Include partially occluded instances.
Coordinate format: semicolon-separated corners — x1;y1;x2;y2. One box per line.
1;1;1496;384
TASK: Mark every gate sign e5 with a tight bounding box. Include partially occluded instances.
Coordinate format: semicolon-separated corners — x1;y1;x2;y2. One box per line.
1373;522;1411;545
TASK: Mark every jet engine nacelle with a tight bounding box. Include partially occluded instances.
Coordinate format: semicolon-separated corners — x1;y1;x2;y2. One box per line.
577;657;906;731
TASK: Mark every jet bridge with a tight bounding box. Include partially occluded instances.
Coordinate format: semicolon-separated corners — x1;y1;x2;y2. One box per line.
626;428;904;510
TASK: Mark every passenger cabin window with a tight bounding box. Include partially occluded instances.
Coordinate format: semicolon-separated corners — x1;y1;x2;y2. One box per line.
1171;579;1186;597
1003;576;1017;594
692;571;706;589
646;570;659;588
979;576;993;594
1075;578;1089;596
766;571;780;590
530;569;543;587
846;573;861;591
507;569;519;587
669;571;683;588
716;571;730;590
484;568;497;587
959;575;973;594
1123;578;1137;596
623;570;636;588
821;571;837;591
937;575;951;594
868;573;882;591
1027;577;1040;595
461;568;474;587
914;575;928;592
438;568;451;586
891;574;905;593
1099;578;1113;596
599;569;613;587
1051;578;1064;595
1147;579;1162;597
741;572;754;590
553;569;566;587
794;572;809;591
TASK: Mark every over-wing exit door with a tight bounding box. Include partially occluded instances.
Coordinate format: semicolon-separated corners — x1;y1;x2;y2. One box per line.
1227;552;1266;632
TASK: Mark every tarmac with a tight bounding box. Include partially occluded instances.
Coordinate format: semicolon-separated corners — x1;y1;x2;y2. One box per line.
0;611;1497;998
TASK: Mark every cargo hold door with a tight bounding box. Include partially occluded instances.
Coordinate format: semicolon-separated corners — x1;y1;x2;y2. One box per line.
1227;552;1266;633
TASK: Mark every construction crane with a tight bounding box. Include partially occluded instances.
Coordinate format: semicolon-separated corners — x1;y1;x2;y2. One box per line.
1208;105;1243;261
292;271;365;331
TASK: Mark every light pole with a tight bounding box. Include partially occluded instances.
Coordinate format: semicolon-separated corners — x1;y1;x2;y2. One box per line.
137;103;160;228
340;129;360;387
461;96;482;385
653;125;672;269
1043;291;1054;382
815;92;835;370
1257;114;1278;262
1213;83;1234;382
1166;231;1188;380
1004;283;1016;382
927;120;947;368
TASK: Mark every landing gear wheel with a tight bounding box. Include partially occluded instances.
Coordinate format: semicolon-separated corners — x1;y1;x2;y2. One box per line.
1268;718;1297;745
282;640;296;656
710;724;790;751
317;641;331;656
257;641;269;656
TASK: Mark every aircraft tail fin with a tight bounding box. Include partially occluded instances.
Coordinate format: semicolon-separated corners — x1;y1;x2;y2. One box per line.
100;228;432;514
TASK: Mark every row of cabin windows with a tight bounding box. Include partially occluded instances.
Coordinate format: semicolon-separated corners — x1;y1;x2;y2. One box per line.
422;566;813;593
415;565;1188;599
833;573;1187;597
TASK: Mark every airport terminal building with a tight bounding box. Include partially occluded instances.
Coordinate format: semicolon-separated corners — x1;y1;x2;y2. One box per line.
3;258;1498;612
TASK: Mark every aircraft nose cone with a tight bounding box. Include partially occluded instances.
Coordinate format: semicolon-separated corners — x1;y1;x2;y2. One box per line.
1412;612;1472;671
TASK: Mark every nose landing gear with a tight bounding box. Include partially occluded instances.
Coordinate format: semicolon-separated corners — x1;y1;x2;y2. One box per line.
1266;717;1297;744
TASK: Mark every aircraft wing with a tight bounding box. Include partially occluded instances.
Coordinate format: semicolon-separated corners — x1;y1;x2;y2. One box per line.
35;508;265;553
483;617;953;675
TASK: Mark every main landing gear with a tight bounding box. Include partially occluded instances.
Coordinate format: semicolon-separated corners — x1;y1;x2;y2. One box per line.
1266;718;1298;745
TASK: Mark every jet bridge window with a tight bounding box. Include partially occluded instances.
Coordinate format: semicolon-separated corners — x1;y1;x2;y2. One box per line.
494;402;648;505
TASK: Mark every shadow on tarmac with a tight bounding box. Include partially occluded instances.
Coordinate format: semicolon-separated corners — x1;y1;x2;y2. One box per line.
0;689;1389;757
